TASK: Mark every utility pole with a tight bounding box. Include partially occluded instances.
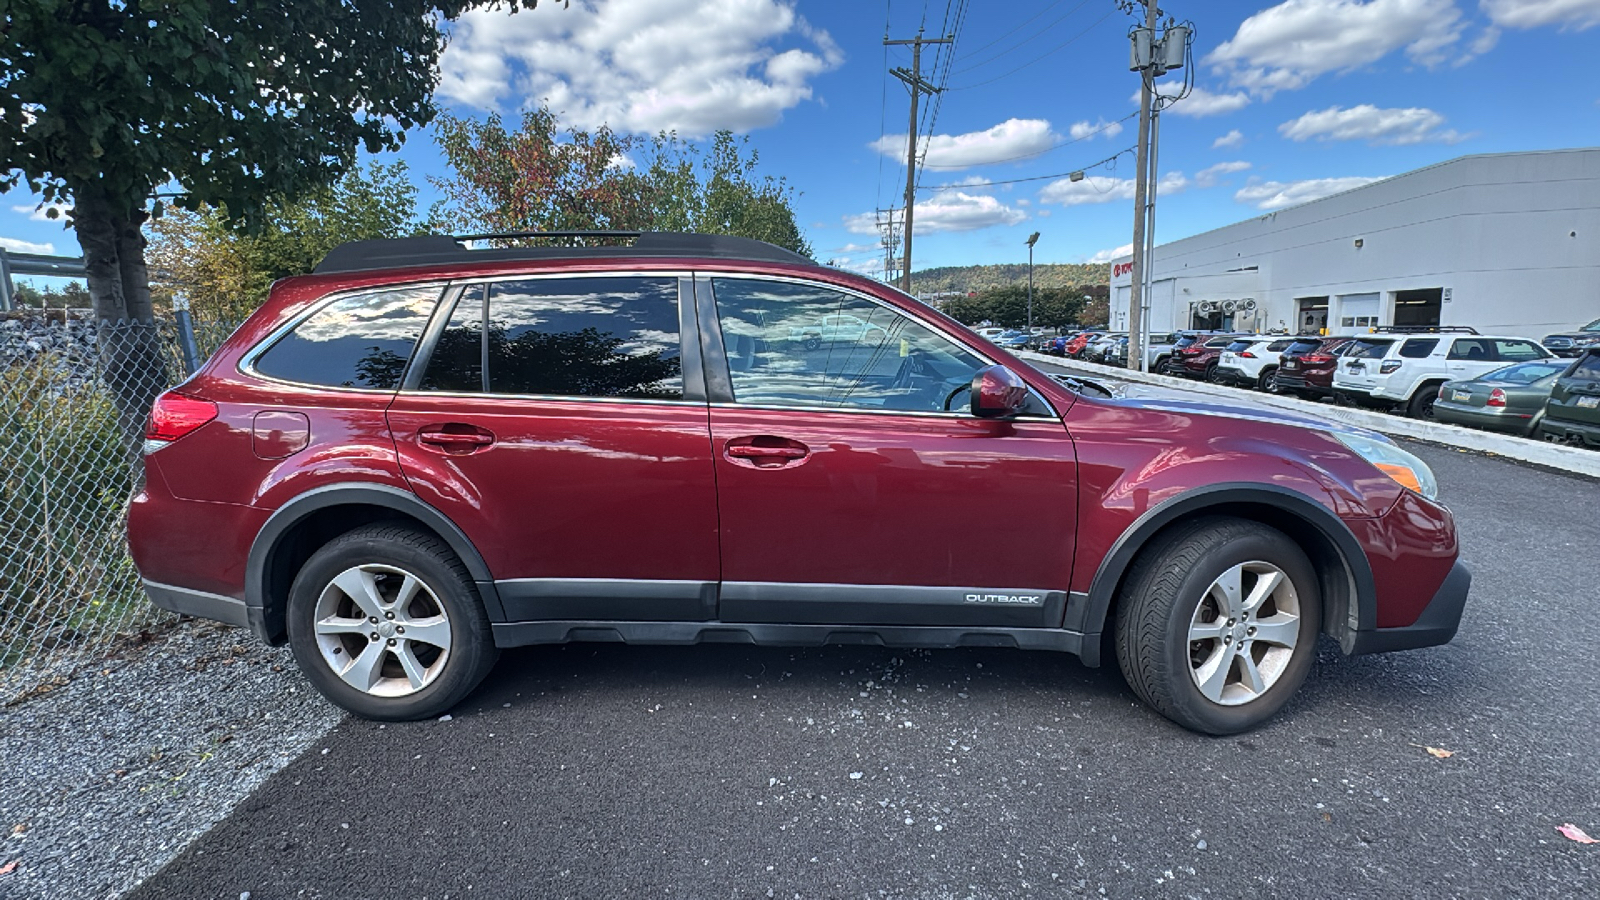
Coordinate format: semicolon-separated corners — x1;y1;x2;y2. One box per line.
885;29;953;295
1125;2;1191;372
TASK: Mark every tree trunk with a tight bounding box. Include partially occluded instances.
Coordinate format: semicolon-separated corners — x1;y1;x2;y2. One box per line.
71;190;170;465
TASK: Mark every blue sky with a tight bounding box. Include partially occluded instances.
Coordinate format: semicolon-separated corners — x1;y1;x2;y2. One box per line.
5;0;1600;282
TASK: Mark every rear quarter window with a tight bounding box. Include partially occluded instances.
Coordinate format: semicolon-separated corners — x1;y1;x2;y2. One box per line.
252;286;441;390
1570;352;1600;379
1398;338;1439;358
1347;339;1394;359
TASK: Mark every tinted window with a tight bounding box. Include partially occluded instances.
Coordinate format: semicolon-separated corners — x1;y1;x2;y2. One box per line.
1399;338;1439;358
421;284;486;392
1173;336;1199;349
254;286;440;389
1447;338;1493;361
1483;361;1568;385
478;277;682;399
1493;339;1546;362
1267;339;1294;352
713;278;987;413
1569;351;1600;379
1225;340;1253;352
1347;339;1395;359
1285;339;1321;355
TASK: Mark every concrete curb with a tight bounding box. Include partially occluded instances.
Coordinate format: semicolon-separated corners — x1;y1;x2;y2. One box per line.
1015;349;1600;480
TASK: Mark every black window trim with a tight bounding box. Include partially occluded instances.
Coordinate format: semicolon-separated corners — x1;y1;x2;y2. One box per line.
239;280;450;394
694;271;1060;420
396;269;706;406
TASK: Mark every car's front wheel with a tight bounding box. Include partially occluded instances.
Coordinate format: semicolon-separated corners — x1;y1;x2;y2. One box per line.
287;524;499;721
1114;517;1320;734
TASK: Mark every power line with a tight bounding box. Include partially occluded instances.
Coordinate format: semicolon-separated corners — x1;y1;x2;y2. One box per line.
953;0;1066;62
946;7;1118;91
952;0;1093;74
919;147;1135;191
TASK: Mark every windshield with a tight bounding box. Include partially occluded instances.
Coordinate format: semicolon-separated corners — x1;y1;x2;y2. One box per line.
1483;360;1568;384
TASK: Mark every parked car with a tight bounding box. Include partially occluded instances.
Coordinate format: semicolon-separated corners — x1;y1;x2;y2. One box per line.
1083;332;1126;364
1101;332;1180;370
1537;348;1600;447
129;231;1469;735
975;326;1007;341
1275;337;1355;401
1332;328;1551;419
1541;318;1600;357
1168;333;1248;381
790;313;888;350
1432;359;1572;436
995;329;1033;349
1064;330;1104;358
1214;336;1302;391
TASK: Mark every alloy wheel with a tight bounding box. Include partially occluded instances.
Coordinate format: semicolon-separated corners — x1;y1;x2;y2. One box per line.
1187;561;1301;706
312;564;453;698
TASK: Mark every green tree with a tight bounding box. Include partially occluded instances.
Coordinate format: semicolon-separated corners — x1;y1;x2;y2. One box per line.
940;286;1086;329
431;108;811;257
1;0;542;446
148;162;420;322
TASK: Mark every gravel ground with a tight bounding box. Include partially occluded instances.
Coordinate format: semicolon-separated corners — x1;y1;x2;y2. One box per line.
0;619;342;899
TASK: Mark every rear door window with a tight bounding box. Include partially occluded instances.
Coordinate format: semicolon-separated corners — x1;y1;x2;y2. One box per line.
1447;339;1493;361
253;285;441;390
419;276;684;400
1570;352;1600;379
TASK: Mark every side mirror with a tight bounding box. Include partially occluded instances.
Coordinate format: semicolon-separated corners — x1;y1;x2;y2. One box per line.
970;364;1029;419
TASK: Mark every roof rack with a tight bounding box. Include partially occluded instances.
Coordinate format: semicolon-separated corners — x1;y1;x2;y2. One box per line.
313;231;811;275
1372;325;1479;334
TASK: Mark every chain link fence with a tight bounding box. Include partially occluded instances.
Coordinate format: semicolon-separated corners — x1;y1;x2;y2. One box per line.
0;308;241;703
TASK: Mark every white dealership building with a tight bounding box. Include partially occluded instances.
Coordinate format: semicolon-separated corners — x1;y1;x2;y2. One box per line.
1109;147;1599;340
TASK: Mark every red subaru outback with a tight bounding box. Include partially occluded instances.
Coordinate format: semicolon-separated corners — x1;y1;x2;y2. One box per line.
128;233;1469;734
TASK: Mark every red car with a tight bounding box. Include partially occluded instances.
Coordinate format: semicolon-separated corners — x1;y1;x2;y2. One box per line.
1276;336;1355;400
1169;333;1248;381
129;233;1469;734
1062;330;1102;358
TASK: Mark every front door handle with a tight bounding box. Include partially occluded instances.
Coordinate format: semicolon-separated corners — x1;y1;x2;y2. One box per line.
724;436;810;467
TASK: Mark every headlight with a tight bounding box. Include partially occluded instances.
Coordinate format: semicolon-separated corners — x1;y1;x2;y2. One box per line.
1334;432;1439;501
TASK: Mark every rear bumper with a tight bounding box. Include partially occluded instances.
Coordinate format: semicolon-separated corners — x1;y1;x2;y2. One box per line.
1434;402;1534;433
1349;560;1471;655
142;579;251;628
1540;415;1600;445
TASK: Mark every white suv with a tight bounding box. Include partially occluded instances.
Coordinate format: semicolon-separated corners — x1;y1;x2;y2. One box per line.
1215;335;1302;392
1332;329;1552;418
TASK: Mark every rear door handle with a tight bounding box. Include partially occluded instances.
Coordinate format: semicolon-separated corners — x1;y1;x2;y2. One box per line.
727;445;806;459
418;425;496;454
724;436;810;467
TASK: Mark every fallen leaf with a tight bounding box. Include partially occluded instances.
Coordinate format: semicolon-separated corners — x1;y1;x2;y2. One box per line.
1425;747;1454;759
1558;824;1598;844
0;861;16;875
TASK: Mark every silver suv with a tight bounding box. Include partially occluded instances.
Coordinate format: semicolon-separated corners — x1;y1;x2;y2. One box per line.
1332;328;1551;419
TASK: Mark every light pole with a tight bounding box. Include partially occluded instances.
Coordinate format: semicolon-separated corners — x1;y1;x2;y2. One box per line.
1025;231;1040;331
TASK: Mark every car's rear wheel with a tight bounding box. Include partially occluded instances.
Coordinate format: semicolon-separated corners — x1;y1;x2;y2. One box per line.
1114;517;1320;734
1258;366;1279;393
1204;361;1223;383
1407;385;1440;419
288;523;499;721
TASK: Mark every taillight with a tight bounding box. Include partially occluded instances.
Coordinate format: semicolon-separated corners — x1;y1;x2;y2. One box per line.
1380;361;1402;374
1241;352;1257;358
1487;388;1507;408
147;391;219;443
1303;354;1331;363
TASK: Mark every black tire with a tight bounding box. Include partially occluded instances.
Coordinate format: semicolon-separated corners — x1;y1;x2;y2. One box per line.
1258;366;1279;393
287;523;499;721
1203;361;1223;384
1407;384;1441;420
1114;517;1321;735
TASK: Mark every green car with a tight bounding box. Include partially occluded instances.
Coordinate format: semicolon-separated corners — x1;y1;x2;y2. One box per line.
1538;348;1600;447
1433;359;1572;437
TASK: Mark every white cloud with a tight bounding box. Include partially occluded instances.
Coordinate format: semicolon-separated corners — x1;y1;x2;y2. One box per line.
1481;0;1600;30
827;254;884;277
438;0;843;136
1146;84;1253;117
843;191;1027;235
1207;0;1466;96
1195;161;1253;187
1068;119;1125;140
1213;129;1246;148
831;242;877;254
872;119;1059;170
1279;104;1467;144
1469;25;1502;55
1086;243;1134;264
11;202;70;222
1234;176;1387;210
1039;172;1189;206
0;237;55;254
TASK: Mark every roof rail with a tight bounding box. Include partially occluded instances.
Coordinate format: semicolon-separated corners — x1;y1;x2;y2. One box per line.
312;231;811;275
1372;325;1479;334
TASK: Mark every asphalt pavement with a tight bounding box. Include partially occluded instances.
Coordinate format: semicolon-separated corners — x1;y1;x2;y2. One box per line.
130;442;1600;900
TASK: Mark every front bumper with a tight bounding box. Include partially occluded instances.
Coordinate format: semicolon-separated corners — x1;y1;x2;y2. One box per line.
1349;560;1471;655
